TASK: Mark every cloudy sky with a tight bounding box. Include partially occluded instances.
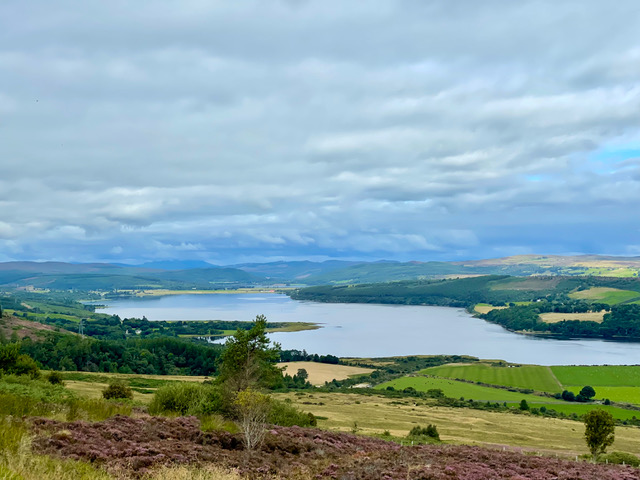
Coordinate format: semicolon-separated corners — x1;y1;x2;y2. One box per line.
1;1;639;264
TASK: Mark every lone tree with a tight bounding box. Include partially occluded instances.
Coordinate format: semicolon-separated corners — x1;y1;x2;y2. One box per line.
584;409;615;461
580;386;596;401
217;314;282;394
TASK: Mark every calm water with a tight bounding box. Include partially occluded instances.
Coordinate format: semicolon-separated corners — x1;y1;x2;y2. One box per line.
101;293;640;365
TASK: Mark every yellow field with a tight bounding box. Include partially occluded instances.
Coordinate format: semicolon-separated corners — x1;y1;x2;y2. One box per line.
539;311;605;324
473;304;507;314
274;392;640;456
277;362;374;386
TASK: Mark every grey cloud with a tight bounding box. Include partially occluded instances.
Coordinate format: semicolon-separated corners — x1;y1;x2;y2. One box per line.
1;1;639;262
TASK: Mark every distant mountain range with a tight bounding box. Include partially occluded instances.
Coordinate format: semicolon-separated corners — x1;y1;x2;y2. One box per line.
0;254;638;291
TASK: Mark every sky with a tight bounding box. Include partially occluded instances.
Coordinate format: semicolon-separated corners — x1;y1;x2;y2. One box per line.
1;1;639;265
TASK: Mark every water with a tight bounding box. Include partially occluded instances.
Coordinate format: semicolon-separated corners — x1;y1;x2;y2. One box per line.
100;293;640;365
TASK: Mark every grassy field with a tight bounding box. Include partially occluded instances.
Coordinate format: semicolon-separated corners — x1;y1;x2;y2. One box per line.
59;371;209;403
526;402;640;421
376;376;563;404
419;363;562;393
539;311;605;323
565;386;640;405
551;365;640;387
277;362;374;385
568;287;640;304
274;391;640;456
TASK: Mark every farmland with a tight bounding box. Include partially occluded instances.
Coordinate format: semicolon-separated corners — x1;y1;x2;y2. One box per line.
418;363;562;393
278;361;374;385
539;311;606;323
375;376;563;404
551;365;640;387
569;287;640;305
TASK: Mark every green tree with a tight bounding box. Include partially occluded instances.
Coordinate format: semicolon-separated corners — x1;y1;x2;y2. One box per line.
584;409;615;461
216;315;282;394
580;385;596;400
519;399;530;411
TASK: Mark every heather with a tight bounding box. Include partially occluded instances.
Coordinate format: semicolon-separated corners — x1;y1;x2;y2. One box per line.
30;414;640;479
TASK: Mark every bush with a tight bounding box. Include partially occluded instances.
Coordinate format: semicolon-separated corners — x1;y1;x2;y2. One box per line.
149;382;222;416
601;451;640;467
268;399;316;427
408;424;440;442
46;371;64;385
102;381;133;400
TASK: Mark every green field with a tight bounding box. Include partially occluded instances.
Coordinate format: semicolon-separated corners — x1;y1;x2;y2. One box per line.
565;386;640;405
551;366;640;387
518;402;640;421
419;363;562;393
568;287;640;305
376;376;563;404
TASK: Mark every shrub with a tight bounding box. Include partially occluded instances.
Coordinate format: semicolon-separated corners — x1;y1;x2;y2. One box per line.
149;382;222;416
46;371;64;385
102;381;133;400
269;399;316;427
601;451;640;467
408;424;440;442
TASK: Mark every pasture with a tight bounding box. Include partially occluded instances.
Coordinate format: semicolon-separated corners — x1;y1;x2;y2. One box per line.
551;365;640;387
277;361;374;385
565;386;640;405
568;287;640;305
419;363;562;393
274;391;640;456
376;376;563;404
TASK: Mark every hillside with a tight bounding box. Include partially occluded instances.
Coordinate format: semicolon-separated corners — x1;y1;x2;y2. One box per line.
31;415;640;479
1;254;639;291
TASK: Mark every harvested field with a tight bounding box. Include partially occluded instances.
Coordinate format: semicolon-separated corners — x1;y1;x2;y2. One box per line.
539;311;606;323
30;414;640;479
474;304;507;314
277;361;374;385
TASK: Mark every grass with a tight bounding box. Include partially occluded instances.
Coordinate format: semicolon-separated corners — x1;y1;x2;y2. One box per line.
568;287;640;305
277;362;374;385
522;403;640;421
539;311;605;323
376;376;563;404
274;391;640;457
58;371;210;404
565;386;640;405
551;366;640;387
419;363;563;393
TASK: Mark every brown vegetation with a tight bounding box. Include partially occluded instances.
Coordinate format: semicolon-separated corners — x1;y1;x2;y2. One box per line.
30;415;640;479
